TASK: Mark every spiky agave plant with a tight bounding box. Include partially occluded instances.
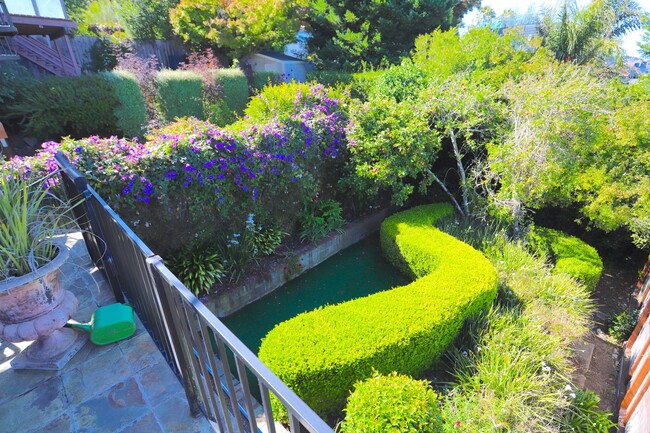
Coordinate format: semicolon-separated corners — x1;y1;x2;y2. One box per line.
0;169;71;279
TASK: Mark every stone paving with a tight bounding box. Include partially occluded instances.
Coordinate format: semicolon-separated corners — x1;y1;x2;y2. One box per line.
0;233;214;433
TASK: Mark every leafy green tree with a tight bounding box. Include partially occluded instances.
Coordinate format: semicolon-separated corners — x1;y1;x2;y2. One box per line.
170;0;307;60
117;0;179;40
485;56;612;237
639;13;650;59
306;0;474;71
539;0;642;64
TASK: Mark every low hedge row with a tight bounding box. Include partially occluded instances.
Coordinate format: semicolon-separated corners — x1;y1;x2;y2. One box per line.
529;227;603;291
258;204;498;418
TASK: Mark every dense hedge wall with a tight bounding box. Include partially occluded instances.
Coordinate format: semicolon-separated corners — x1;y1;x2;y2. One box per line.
155;70;204;123
102;70;147;138
214;68;249;115
258;204;498;418
5;74;118;140
529;227;603;291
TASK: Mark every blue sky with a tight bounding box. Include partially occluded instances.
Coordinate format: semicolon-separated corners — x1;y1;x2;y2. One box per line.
463;0;649;57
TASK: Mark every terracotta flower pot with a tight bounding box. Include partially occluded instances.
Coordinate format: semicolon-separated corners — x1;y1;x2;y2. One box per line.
0;240;87;370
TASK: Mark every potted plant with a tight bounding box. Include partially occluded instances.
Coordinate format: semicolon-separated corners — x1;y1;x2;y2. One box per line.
0;168;86;369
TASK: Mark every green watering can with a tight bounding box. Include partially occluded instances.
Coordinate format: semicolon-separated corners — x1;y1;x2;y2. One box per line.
67;303;136;345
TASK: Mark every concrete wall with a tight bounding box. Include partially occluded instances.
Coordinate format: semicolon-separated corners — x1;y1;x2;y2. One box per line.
205;208;392;318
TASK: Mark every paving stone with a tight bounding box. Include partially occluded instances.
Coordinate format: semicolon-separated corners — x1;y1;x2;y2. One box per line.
117;412;162;433
121;332;166;375
62;343;131;403
27;412;73;433
74;377;148;433
0;366;57;405
137;360;184;407
1;376;68;433
154;393;214;433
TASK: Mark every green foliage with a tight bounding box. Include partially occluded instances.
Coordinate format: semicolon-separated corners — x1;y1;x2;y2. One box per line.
437;219;595;431
0;169;71;279
214;68;250;115
258;204;498;419
251;71;280;93
306;0;471;70
298;198;345;242
345;97;440;206
118;0;179;40
0;63;34;114
155;70;205;123
170;0;307;59
243;82;318;122
528;227;603;291
102;70;147;138
306;70;353;87
640;14;650;59
341;372;442;433
367;59;427;102
560;389;616;433
252;227;285;255
608;310;638;343
539;0;642;65
169;248;224;295
6;74;118;140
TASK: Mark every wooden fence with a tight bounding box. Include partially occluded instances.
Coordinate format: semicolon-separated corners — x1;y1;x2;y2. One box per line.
70;36;186;70
618;259;650;432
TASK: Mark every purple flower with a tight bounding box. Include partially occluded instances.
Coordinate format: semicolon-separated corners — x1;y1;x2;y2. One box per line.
165;171;178;179
183;164;195;172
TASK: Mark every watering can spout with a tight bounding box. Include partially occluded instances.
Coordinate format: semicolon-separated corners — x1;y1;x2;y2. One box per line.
67;321;92;332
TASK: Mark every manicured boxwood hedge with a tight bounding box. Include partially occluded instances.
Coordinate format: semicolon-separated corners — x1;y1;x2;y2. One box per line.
214;68;249;115
155;70;204;123
529;227;603;291
258;203;498;418
102;70;147;138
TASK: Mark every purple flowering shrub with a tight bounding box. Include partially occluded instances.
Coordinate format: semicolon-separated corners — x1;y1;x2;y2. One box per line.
14;84;349;261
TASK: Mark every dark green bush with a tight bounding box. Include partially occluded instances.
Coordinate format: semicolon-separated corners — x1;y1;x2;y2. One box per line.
307;70;354;87
528;227;603;291
6;74;118;140
102;71;147;138
155;70;204;123
608;310;638;343
169;248;225;295
251;71;280;93
299;199;345;242
258;204;498;419
214;68;249;115
341;372;442;433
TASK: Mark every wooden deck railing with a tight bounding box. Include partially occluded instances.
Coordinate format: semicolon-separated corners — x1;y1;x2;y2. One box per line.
618;259;650;432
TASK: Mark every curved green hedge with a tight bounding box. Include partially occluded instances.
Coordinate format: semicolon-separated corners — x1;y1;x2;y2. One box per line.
529;227;603;291
258;204;498;418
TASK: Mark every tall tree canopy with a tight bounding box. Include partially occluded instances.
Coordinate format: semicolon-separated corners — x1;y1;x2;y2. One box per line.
170;0;307;60
306;0;476;70
539;0;642;64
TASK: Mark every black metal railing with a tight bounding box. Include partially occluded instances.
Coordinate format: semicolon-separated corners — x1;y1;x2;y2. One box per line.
55;153;333;433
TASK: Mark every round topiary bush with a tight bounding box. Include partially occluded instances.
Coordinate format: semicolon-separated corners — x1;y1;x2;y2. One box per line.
258;203;498;419
341;372;442;433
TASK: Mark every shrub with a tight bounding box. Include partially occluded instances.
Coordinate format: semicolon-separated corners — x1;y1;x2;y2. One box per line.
368;59;428;102
608;310;638;343
168;248;225;296
258;204;498;419
243;82;313;123
298;198;345;242
6;74;118;140
560;389;616;433
102;70;147;138
251;71;280;93
307;70;354;87
528;227;603;291
214;68;249;115
341;372;442;433
155;70;204;122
